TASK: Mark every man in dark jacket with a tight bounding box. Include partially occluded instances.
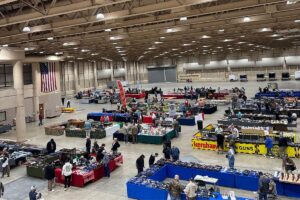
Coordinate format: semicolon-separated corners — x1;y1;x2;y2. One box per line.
46;139;56;154
111;138;120;155
136;155;145;174
163;146;171;160
86;137;91;154
149;153;158;167
278;135;288;158
258;172;270;200
44;162;55;191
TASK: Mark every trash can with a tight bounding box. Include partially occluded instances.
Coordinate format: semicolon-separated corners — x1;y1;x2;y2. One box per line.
197;120;203;130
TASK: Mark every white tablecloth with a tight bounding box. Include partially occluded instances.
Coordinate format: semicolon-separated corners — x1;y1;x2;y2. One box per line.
105;124;121;136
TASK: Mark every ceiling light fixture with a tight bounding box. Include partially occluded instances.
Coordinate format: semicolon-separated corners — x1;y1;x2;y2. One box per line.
47;37;54;40
2;44;8;47
96;13;105;19
39;51;44;54
166;28;174;33
105;29;111;32
22;26;31;32
294;19;300;23
160;37;165;39
243;17;251;22
180;17;187;21
154;41;163;44
81;49;90;52
24;47;29;51
202;35;211;39
219;29;225;32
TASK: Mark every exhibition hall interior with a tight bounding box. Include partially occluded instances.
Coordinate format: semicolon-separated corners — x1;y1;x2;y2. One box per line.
1;0;300;200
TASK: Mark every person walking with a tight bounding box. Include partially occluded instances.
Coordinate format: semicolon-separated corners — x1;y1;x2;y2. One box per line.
149;153;158;167
62;159;73;191
0;181;4;198
227;146;235;169
136;155;145;174
184;178;197;200
265;136;274;158
46;139;56;154
111;138;120;155
258;172;270;200
268;179;278;200
38;113;43;126
131;123;138;144
168;175;183;200
84;120;92;138
44;162;55;192
102;152;111;177
278;135;288;158
86;137;91;154
163;146;171;160
282;156;297;173
216;131;225;154
171;146;180;162
66;100;71;108
1;154;10;178
173;119;180;137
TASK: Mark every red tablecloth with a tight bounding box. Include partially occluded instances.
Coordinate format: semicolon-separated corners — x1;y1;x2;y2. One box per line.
55;155;124;187
162;93;185;99
125;93;146;99
142;116;153;124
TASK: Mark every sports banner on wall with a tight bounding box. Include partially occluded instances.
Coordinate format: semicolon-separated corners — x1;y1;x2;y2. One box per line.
116;80;126;107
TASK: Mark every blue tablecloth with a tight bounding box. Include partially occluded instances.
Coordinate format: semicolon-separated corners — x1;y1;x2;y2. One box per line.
255;91;300;99
149;165;168;181
178;117;195;126
235;174;258;191
127;182;167;200
87;112;131;122
167;165;194;181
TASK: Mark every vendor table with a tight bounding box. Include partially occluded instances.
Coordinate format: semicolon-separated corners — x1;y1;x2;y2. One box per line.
255;91;300;99
80;98;95;104
202;105;217;114
137;130;176;144
191;137;298;157
65;128;106;139
113;131;133;142
125;93;146;99
55;155;123;187
105;124;121;136
142;116;153;124
87;112;131;123
178;117;196;126
162;93;185;99
0;124;12;134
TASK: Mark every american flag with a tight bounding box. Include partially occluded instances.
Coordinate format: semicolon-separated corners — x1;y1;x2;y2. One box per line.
40;62;57;93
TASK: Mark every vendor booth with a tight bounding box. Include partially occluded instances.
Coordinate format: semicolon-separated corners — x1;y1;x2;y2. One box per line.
87;112;131;123
256;73;266;81
268;72;276;81
282;72;290;81
239;74;248;82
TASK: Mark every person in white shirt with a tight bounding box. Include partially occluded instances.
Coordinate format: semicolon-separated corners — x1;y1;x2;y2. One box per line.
184;178;197;200
215;125;223;135
1;154;10;178
62;159;73;191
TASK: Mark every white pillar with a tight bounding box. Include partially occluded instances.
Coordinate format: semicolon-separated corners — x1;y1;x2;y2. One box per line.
124;61;128;81
74;62;80;92
32;63;40;121
93;62;98;88
136;61;140;82
13;61;26;142
110;61;114;81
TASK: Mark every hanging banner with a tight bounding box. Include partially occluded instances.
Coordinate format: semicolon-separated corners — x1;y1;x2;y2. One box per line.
116;80;126;107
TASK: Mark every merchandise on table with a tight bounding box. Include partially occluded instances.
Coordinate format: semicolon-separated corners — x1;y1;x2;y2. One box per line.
44;122;67;136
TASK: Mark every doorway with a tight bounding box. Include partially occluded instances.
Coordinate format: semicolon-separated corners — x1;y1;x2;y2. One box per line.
39;104;44;118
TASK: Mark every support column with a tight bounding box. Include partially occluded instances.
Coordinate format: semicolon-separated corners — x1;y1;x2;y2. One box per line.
110;61;114;81
136;61;140;82
124;61;128;81
93;62;98;88
283;57;287;71
32;63;40;121
74;62;80;92
13;61;26;142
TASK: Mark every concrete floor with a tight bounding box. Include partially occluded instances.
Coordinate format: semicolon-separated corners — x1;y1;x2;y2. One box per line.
1;80;300;200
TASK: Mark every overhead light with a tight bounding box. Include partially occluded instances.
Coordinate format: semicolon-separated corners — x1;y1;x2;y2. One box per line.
248;43;254;46
24;47;29;51
270;34;280;37
115;46;122;49
81;49;90;52
77;57;83;60
223;39;233;42
277;38;286;40
219;29;225;32
180;17;187;21
22;26;31;32
68;61;74;63
120;54;126;56
39;51;44;54
112;43;117;45
192;41;196;43
67;56;74;58
261;28;272;32
2;44;8;47
166;28;174;33
287;0;299;4
243;17;251;22
237;41;246;44
172;48;178;51
202;45;209;48
154;41;163;44
47;37;54;40
73;47;78;50
182;44;191;46
217;46;223;49
63;42;69;46
160;37;165;39
55;52;63;55
96;13;105;19
294;19;300;23
118;50;126;53
91;53;99;56
148;47;156;50
201;35;211;39
105;29;111;32
240;35;245;38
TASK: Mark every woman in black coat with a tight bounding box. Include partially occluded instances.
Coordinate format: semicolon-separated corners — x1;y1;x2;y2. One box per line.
46;139;56;154
136;155;145;174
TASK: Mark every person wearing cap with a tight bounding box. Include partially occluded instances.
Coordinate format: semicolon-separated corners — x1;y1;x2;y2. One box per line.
184;178;197;200
168;175;183;200
136;154;145;174
29;186;41;200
